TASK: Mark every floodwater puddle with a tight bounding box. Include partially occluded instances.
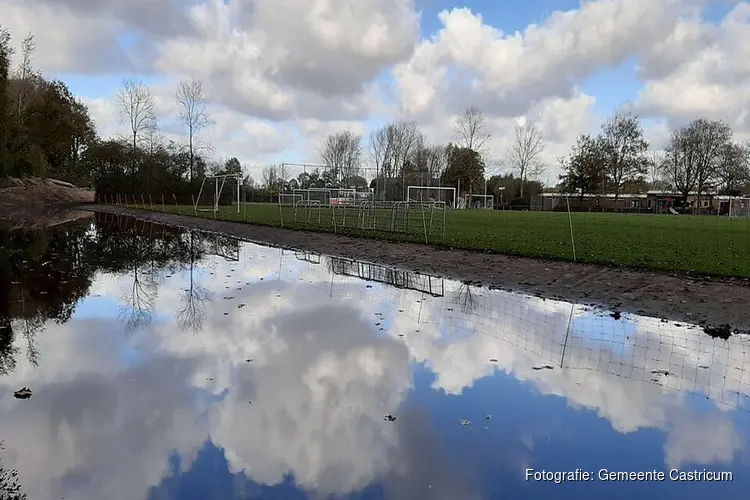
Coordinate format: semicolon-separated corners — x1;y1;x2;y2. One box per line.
0;213;748;499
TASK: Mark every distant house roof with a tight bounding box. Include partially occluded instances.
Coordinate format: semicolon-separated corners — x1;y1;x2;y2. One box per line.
540;192;749;199
539;193;648;198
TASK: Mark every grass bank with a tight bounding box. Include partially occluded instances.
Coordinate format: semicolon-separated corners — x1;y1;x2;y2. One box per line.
123;201;750;278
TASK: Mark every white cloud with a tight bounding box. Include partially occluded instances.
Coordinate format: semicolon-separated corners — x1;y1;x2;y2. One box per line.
635;2;750;136
4;0;750;178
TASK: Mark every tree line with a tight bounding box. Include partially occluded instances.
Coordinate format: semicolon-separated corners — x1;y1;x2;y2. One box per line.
559;113;750;204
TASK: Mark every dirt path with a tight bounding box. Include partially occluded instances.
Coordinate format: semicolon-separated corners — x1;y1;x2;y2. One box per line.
84;205;750;332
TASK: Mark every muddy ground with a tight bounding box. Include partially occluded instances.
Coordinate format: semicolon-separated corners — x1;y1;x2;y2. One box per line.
84;204;750;332
0;177;95;230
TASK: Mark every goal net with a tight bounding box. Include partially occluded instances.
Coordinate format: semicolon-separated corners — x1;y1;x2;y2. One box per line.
195;174;241;213
329;188;357;206
464;194;494;210
407;186;456;207
727;197;750;217
279;193;303;206
294;188;331;206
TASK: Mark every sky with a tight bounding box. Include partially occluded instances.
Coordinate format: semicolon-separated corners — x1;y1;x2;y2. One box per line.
2;0;750;182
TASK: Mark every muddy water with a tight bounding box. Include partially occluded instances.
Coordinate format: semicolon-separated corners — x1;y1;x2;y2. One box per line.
0;213;747;499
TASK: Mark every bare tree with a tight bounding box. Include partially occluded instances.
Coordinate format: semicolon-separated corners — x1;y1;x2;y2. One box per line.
717;142;750;195
664;119;732;208
175;78;211;182
116;77;156;165
143;115;163;156
455;106;491;154
262;165;277;188
278;163;291;192
14;33;34;125
319;131;362;183
663;128;697;201
507;120;545;198
369;126;390;188
598;112;649;200
369;121;422;199
425;144;448;184
646;151;666;190
690;118;732;205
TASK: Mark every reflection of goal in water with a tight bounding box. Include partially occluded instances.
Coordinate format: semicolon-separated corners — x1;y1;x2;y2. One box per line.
194;174;241;214
328;256;444;296
295;250;321;264
210;234;240;261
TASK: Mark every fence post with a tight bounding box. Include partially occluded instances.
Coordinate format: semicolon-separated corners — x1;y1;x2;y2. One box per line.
125;195;129;208
141;194;146;209
173;194;181;215
149;194;153;210
191;195;197;215
161;193;165;212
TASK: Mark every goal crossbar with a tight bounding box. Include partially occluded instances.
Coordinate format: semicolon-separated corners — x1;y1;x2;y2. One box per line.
195;174;241;213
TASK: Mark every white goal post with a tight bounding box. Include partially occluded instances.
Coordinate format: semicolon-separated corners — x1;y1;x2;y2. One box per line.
464;194;494;209
407;186;457;207
726;196;750;218
294;188;332;206
195;174;241;213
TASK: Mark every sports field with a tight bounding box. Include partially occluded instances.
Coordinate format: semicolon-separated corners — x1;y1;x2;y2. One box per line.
131;202;750;278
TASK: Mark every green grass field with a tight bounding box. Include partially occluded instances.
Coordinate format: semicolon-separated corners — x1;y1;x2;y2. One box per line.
124;201;750;278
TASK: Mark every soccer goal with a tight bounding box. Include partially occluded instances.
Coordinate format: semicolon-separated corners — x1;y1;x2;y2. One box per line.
464;194;494;210
294;188;331;206
329;188;357;206
407;186;457;207
279;193;303;206
195;174;241;214
727;197;750;218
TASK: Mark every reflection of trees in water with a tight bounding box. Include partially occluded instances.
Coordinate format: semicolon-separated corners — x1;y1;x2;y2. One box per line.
0;322;18;377
0;213;233;373
176;232;212;333
0;441;26;499
119;266;158;333
452;281;478;314
0;224;97;376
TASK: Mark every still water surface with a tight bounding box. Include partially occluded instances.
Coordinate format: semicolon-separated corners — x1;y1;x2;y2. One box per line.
0;213;748;499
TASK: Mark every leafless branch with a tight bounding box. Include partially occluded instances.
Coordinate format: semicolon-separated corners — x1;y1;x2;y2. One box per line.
455;106;491;155
176;78;211;181
116;77;156;159
507;120;545;198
